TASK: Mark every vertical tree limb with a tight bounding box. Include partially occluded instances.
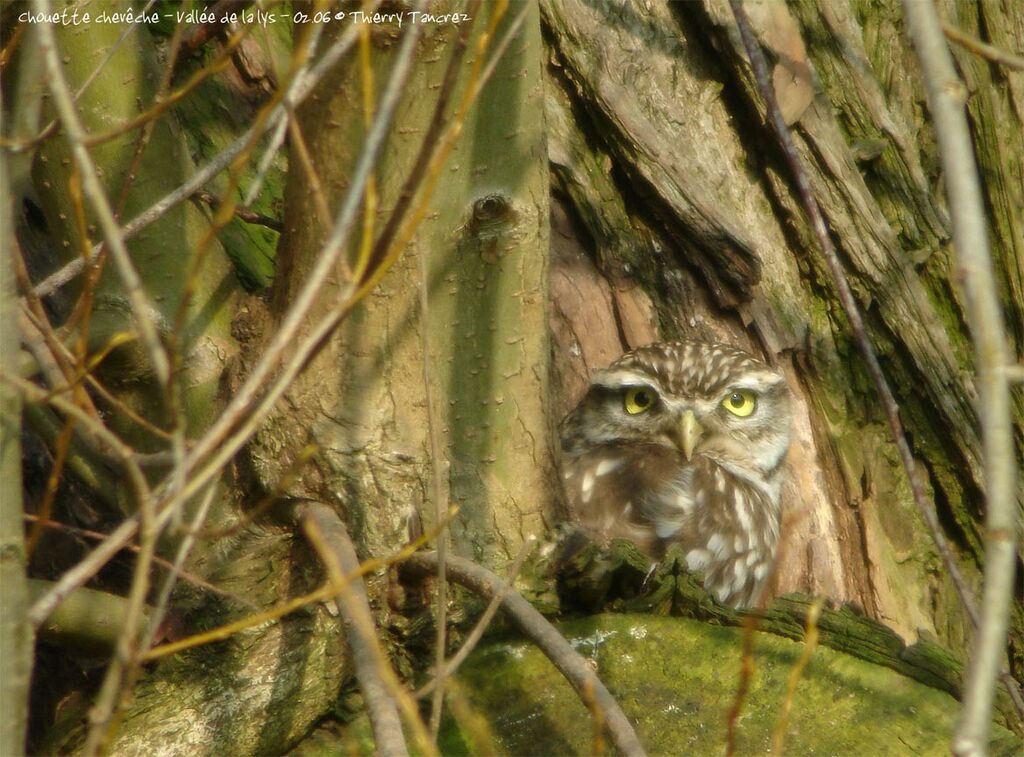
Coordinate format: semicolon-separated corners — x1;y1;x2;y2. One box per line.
901;2;1020;754
0;93;31;757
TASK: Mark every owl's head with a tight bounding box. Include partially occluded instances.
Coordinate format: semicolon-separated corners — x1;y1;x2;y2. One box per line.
561;340;791;476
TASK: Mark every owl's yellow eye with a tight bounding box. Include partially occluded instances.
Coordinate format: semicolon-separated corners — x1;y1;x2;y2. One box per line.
722;389;757;417
623;387;655;415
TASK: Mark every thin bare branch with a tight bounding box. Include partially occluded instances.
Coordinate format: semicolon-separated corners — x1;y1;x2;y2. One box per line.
299;502;417;757
942;22;1024;72
772;597;825;753
22;514;254;608
727;0;980;631
197;191;282;231
902;3;1020;753
416;535;535;699
141;506;457;662
403;552;647;757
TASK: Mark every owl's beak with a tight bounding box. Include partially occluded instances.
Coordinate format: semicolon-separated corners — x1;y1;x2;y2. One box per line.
674;410;704;461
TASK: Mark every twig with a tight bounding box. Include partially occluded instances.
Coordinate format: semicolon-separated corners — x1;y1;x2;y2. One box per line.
22;513;253;607
138;481;219;655
416;535;535;699
197;191;283;232
725;609;759;756
31;3;376;299
582;677;607;756
727;0;981;635
433;678;500;755
141;506;458;661
901;3;1020;753
772;597;825;754
299;502;420;757
403;551;647;757
942;22;1024;72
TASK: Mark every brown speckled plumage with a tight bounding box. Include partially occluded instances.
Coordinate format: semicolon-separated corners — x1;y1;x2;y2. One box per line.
559;340;791;607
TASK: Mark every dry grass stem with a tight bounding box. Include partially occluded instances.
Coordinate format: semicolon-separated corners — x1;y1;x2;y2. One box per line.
771;597;825;754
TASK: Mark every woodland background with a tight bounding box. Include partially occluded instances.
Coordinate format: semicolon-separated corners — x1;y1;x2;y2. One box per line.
1;0;1022;754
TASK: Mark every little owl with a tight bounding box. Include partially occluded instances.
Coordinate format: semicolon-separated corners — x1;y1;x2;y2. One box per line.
559;340;792;608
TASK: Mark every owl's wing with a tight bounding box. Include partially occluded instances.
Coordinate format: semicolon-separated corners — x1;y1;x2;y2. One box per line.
560;443;682;554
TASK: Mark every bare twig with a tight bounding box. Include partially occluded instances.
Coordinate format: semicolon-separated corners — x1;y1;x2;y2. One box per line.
772;597;825;753
140;506;458;662
725;610;759;756
942;22;1024;72
299;502;420;757
403;551;647;757
31;3;376;299
197;191;283;232
22;513;253;607
416;535;535;699
902;3;1020;753
727;0;981;633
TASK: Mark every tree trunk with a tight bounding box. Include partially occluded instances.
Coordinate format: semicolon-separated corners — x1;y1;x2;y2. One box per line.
8;0;1022;751
255;3;552;567
542;0;1022;673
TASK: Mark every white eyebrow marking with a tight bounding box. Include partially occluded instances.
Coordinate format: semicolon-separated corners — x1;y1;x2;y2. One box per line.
591;370;666;395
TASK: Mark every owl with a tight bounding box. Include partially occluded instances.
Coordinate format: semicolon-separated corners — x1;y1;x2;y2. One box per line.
559;340;792;608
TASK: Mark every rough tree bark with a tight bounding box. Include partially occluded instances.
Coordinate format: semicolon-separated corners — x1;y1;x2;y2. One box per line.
542;0;1022;674
7;0;1022;752
252;3;552;568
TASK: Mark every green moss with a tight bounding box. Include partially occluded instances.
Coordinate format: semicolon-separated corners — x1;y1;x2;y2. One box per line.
451;614;1020;756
